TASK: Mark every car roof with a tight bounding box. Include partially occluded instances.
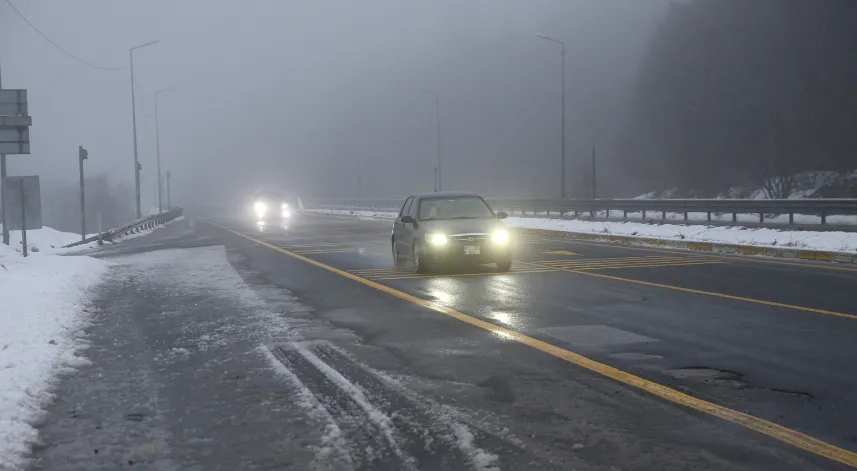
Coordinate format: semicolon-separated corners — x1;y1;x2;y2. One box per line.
411;191;481;199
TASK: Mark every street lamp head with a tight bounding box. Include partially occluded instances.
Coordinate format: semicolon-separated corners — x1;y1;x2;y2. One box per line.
131;39;160;51
535;33;563;46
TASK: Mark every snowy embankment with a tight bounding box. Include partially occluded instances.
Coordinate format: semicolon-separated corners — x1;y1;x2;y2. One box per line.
507;217;857;253
309;209;857;254
0;228;108;470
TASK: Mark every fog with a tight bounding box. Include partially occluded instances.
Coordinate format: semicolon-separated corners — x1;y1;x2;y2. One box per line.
1;0;669;209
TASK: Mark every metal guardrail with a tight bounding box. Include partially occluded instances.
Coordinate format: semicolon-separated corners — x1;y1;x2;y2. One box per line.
63;207;183;248
304;198;857;225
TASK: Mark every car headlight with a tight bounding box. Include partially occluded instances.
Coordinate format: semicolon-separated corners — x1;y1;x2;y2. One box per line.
281;203;289;210
426;233;448;245
253;201;268;216
491;229;510;244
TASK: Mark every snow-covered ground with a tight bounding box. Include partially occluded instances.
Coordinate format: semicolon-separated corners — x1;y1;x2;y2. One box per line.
308;209;857;253
507;217;857;253
503;210;857;226
0;227;97;255
0;229;109;469
313;209;398;220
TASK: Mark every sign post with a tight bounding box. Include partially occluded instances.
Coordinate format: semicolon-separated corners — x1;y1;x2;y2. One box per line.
20;180;26;256
0;77;32;246
2;175;41;256
79;146;88;241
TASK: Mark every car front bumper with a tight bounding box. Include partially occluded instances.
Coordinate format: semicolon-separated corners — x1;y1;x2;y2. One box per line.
420;241;512;264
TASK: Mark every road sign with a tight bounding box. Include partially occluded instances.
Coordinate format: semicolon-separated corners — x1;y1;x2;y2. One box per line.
2;175;42;230
0;89;31;155
0;89;27;116
0;127;29;154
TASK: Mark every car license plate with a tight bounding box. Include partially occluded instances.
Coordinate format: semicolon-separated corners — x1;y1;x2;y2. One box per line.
464;246;481;255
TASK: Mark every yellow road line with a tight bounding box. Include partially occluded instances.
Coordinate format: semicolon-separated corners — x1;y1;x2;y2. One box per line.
375;269;558;280
293;249;360;254
283;242;370;248
574;261;725;271
529;262;857;320
541;258;717;268
549;237;857;273
547;257;714;265
213;223;857;468
537;255;712;265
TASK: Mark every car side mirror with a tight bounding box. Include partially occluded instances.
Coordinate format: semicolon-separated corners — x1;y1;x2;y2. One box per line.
401;215;415;224
496;212;508;220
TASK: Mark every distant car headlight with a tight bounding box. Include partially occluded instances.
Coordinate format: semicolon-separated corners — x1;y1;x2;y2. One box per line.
253;201;268;217
282;209;291;218
426;233;448;245
281;203;289;210
491;229;510;244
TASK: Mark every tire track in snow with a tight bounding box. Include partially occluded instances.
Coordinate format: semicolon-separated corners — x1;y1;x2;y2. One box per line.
267;341;509;470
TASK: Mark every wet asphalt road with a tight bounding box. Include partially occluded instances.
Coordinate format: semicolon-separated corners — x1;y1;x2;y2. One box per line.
29;212;857;470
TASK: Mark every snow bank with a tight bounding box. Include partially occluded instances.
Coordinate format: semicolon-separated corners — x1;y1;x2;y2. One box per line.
508;217;857;253
0;227;96;255
0;232;109;469
311;209;398;220
307;209;857;253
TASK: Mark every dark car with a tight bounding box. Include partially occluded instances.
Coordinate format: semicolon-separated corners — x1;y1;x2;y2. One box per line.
247;189;303;224
391;192;513;273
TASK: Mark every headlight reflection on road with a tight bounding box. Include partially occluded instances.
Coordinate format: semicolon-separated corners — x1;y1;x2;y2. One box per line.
424;279;458;305
490;312;514;325
492;330;515;341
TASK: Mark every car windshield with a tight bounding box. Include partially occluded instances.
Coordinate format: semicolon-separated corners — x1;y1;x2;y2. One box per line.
255;191;284;202
418;197;494;220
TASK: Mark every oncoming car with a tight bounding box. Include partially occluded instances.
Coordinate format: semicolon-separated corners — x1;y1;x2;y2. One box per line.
247;189;303;224
391;192;512;273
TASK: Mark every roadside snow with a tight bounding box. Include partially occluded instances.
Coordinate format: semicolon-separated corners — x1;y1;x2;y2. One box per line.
0;236;108;470
0;227;96;255
508;217;857;253
310;209;398;220
307;209;857;253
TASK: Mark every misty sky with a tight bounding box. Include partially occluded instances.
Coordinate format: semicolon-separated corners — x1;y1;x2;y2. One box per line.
1;0;670;207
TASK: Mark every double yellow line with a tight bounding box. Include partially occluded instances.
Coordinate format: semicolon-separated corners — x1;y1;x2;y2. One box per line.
350;264;557;280
215;223;857;468
538;255;724;271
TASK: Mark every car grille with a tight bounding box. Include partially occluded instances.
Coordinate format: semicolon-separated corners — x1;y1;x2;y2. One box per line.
449;234;488;244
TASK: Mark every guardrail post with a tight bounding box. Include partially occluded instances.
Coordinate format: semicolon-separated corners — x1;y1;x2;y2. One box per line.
707;211;711;223
684;212;688;222
789;213;794;224
821;213;827;224
623;210;627;219
662;210;666;220
732;212;737;222
642;209;646;220
605;209;610;218
759;212;764;223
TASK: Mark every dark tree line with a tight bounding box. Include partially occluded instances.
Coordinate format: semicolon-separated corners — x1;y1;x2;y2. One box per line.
613;0;857;198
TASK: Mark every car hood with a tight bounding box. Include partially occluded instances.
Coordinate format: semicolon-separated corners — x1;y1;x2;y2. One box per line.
418;218;505;235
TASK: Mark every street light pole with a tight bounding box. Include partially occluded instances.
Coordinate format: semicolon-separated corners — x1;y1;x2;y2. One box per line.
416;88;442;192
166;171;172;211
129;40;159;219
154;87;175;214
0;59;8;245
78;146;88;241
536;33;566;199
